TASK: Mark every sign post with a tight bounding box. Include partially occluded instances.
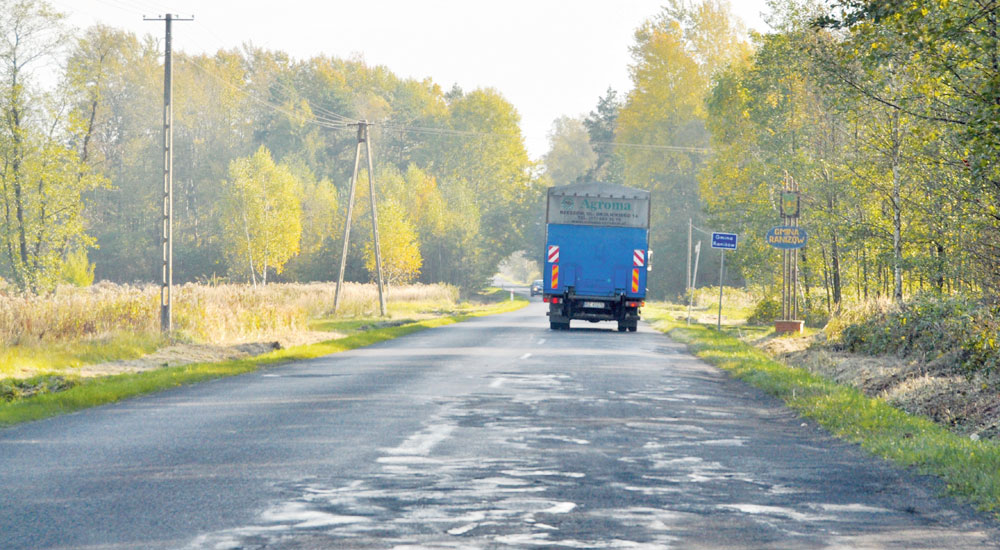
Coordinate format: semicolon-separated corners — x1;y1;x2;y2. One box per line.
711;232;738;330
770;174;805;333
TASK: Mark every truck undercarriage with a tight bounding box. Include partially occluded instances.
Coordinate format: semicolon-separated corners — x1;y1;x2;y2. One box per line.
545;289;641;332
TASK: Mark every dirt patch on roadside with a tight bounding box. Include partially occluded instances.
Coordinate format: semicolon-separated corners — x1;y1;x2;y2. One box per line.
72;330;341;378
755;333;1000;440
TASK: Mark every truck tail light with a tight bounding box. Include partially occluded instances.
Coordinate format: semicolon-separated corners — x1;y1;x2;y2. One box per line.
626;300;644;308
544;296;561;304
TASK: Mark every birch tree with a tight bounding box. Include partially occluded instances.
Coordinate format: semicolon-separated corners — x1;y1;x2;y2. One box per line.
0;0;102;291
220;146;302;285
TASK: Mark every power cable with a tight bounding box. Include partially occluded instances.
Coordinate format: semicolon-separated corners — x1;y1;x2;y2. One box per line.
591;141;709;154
182;56;353;131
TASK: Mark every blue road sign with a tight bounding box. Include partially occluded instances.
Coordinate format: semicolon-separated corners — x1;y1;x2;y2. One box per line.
766;225;807;249
711;232;738;250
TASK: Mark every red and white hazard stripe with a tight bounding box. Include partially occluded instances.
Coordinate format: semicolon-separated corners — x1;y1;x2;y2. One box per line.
548;245;560;263
633;249;645;267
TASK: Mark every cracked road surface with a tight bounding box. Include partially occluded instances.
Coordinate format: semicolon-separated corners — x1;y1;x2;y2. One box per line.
1;302;997;549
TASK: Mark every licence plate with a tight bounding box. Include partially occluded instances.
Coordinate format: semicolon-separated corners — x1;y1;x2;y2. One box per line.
582;301;605;308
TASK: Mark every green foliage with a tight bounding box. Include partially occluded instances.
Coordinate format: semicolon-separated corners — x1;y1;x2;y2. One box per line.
0;3;109;292
543;116;596;186
59;248;95;287
583;87;624;184
0;375;79;402
279;159;339;281
220;146;302;285
746;296;782;326
617;1;750;297
834;294;1000;375
60;33;539;292
363;201;422;285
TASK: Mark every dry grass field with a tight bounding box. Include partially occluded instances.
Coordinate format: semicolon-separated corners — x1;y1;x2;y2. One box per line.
0;282;459;377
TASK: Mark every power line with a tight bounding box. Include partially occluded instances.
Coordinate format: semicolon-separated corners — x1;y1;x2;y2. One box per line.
186;20;360;127
181;56;354;131
381;121;498;137
591;141;710;154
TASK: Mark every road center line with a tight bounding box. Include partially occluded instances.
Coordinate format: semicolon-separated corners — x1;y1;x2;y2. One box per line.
519;353;532;360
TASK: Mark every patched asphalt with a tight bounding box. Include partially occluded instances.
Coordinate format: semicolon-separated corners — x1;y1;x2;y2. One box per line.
1;302;997;549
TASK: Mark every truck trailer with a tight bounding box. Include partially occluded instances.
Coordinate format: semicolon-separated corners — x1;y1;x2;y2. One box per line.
542;182;650;332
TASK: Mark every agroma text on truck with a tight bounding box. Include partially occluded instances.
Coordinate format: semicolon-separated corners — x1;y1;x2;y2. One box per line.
542;182;651;332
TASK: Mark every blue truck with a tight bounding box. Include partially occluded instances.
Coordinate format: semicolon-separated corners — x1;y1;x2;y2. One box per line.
542;182;650;332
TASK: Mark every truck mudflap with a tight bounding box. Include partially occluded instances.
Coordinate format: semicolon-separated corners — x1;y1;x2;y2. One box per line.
544;292;642;332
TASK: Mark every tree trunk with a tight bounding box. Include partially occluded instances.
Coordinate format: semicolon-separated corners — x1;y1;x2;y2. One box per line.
800;248;811;309
862;243;869;300
10;82;31;290
890;102;903;302
831;230;842;309
821;243;831;313
935;242;946;292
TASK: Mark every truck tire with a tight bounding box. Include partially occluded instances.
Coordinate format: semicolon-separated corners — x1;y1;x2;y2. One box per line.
617;322;627;332
628;324;638;332
550;321;569;330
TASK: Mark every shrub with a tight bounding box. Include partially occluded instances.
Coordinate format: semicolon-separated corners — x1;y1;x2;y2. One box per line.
746;296;782;326
831;293;1000;375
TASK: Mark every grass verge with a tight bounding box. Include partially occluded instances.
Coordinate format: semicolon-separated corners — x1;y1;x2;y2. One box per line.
1;334;166;378
0;297;526;428
647;308;1000;513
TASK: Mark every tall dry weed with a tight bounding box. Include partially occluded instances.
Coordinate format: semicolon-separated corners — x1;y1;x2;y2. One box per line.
0;281;458;346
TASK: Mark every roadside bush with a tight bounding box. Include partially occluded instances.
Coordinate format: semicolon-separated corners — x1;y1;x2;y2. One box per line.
746;295;829;328
803;307;830;328
0;375;78;402
832;294;1000;375
746;296;781;326
691;286;757;310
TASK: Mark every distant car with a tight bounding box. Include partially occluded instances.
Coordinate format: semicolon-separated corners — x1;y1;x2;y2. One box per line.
530;279;543;296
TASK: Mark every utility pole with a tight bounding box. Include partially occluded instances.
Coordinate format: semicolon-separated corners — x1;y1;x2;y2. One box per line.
145;13;193;334
334;121;386;316
686;217;692;296
687;241;701;325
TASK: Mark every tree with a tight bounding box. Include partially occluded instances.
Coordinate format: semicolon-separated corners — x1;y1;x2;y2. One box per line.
818;0;1000;296
279;157;339;281
542;116;596;187
68;25;161;283
618;0;750;297
0;0;103;292
364;201;421;285
220;146;302;285
583;87;624;183
429;87;539;289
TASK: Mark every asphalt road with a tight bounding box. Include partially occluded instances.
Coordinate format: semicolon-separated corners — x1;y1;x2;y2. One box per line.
2;302;998;549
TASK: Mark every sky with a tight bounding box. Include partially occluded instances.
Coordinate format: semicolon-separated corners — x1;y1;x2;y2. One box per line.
52;0;773;159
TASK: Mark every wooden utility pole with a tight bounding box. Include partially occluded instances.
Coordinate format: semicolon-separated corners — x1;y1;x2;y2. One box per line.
145;13;193;333
686;217;692;296
334;121;386;316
